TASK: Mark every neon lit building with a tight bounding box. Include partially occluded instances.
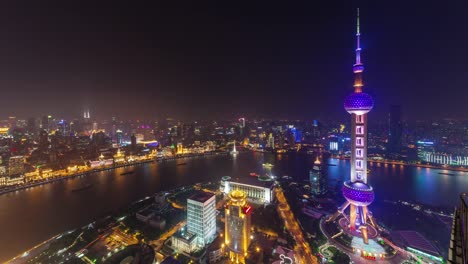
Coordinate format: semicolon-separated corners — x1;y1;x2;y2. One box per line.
328;9;378;245
225;190;251;264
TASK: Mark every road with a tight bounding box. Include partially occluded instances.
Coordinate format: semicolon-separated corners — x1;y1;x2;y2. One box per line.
275;187;318;264
149;220;186;252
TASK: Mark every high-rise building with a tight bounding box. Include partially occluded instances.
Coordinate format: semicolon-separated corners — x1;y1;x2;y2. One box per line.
187;191;216;246
267;133;275;149
239;118;245;128
83;109;90;120
448;193;468;264
116;129;124;145
312;119;320;138
8;116;16;128
310;157;326;195
130;134;137;149
328;9;378;245
238;118;246;136
57;120;70;136
27;117;36;135
41;115;50;131
387;105;402;156
225;190;251;264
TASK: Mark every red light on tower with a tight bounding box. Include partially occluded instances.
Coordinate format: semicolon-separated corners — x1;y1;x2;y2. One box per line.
243;206;252;214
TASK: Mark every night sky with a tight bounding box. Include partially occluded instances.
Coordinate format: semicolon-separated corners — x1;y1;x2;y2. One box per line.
0;2;467;120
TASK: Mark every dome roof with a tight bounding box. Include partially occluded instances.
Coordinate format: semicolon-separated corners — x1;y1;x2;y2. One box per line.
344;92;374;115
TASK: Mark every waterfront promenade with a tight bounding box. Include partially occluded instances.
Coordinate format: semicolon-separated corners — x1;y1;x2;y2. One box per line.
0;151;228;196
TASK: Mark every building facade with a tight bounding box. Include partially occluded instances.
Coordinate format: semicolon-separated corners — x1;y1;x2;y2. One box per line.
310;157;326;195
225;190;251;264
9;156;25;176
187;191;216;246
223;179;273;204
387;105;402;156
171;230;198;254
448;193;468;264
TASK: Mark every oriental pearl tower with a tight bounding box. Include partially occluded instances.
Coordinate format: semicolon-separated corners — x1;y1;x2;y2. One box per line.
328;8;378;244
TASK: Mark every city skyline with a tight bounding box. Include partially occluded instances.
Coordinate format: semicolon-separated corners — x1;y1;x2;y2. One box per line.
0;5;466;263
0;2;466;120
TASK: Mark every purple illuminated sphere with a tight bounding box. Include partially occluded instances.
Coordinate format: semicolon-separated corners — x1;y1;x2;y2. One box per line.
342;181;374;206
344;92;374;115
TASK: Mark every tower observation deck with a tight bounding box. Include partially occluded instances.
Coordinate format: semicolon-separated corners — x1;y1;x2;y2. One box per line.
328;8;378;245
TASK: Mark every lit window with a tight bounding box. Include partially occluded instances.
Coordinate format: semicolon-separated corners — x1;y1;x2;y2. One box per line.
356;149;363;158
356;160;362;169
356;115;364;124
356;137;363;146
356;171;363;180
356;126;364;135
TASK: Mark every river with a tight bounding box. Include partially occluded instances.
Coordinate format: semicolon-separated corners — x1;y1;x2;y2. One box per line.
0;152;466;261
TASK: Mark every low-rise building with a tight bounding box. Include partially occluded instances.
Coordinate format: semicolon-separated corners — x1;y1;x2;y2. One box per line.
222;176;274;204
136;206;166;230
136;208;155;223
171;230;198;254
0;175;25;186
148;216;166;229
206;235;225;264
9;156;24;176
154;192;169;213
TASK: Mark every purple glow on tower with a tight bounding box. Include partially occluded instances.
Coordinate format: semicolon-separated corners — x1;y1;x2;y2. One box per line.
328;9;377;245
342;181;374;206
344;92;374;114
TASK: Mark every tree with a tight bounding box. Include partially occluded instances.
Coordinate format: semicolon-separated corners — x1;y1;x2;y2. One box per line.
332;250;350;264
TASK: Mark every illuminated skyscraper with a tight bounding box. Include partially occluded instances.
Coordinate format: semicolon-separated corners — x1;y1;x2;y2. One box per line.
328;9;378;244
83;109;90;120
267;133;275;149
225;190;251;264
116;129;124;145
238;118;246;137
310;157;326;195
187;191;216;246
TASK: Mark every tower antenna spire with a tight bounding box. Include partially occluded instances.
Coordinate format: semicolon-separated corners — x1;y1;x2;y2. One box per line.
357;8;360;35
355;8;361;65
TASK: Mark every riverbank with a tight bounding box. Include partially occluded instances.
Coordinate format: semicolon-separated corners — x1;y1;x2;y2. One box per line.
7;181;219;263
249;149;467;172
0;151;465;262
332;155;468;172
0;151;228;196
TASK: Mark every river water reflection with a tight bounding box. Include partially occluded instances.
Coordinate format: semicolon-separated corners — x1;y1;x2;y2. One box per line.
0;152;466;261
